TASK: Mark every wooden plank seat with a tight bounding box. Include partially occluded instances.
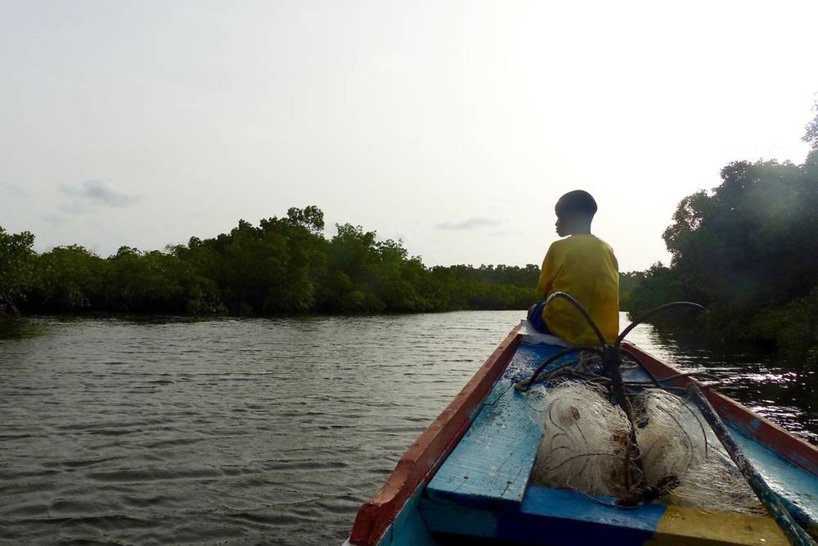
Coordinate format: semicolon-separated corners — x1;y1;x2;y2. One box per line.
425;342;566;508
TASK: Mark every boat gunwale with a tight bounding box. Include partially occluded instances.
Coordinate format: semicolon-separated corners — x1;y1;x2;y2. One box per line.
347;325;522;546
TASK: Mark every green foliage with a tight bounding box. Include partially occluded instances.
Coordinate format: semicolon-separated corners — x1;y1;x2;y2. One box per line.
619;271;645;311
660;159;817;314
0;227;36;316
624;264;687;321
749;287;818;370
804;100;818;150
31;245;105;311
8;206;540;317
628;132;818;365
102;247;205;313
425;265;539;312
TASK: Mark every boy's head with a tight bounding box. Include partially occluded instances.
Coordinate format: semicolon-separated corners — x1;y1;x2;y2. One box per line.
555;190;597;236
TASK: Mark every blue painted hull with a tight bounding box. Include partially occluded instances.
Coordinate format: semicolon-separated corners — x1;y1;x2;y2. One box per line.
347;326;818;546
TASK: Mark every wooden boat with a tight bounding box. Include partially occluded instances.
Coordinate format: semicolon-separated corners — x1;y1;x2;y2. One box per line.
344;315;818;546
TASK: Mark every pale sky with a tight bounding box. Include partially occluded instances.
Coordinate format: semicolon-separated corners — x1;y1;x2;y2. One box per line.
2;1;817;272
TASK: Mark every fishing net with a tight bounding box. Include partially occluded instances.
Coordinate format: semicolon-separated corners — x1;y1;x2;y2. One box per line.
529;381;763;514
529;382;631;497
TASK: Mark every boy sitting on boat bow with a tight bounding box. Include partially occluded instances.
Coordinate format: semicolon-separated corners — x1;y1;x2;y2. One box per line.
527;190;620;345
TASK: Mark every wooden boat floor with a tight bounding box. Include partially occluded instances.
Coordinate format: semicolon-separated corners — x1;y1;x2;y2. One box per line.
423;341;818;544
423;486;792;546
426;342;558;507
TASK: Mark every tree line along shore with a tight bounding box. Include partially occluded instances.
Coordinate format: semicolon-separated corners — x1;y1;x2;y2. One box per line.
621;108;818;370
0;206;542;318
3;109;817;368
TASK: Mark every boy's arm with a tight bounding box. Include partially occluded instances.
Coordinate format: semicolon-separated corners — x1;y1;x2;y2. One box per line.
536;246;557;297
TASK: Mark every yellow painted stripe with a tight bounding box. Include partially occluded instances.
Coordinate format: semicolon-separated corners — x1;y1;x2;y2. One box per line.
645;505;789;546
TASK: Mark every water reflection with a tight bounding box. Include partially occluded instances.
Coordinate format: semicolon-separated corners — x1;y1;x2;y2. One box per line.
0;312;527;545
0;317;52;340
624;315;817;444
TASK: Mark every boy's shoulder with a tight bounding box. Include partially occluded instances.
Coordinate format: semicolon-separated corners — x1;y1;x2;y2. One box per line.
550;235;614;253
553;234;603;245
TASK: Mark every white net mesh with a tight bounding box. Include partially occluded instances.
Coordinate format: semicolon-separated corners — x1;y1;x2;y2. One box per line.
529;381;763;514
530;382;631;497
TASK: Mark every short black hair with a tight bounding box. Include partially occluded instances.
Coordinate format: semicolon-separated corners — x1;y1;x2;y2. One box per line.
555;190;597;217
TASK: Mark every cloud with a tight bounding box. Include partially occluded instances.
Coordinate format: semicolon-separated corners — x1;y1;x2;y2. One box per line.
489;228;523;237
435;217;501;231
1;183;30;199
59;180;140;213
43;212;70;225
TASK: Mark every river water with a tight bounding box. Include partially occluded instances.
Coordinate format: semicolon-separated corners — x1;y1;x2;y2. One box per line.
0;311;815;545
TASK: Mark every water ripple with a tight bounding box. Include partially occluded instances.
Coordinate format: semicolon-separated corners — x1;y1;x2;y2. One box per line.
1;311;815;545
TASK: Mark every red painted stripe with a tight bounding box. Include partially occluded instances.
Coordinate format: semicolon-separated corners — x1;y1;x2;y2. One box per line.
622;342;818;475
348;326;521;546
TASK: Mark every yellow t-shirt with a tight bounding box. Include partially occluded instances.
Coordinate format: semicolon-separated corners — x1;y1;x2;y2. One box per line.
537;234;619;345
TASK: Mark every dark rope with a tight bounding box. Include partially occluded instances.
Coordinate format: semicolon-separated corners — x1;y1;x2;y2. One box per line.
615;301;707;347
518;346;599;391
546;291;608;346
523;297;712;506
